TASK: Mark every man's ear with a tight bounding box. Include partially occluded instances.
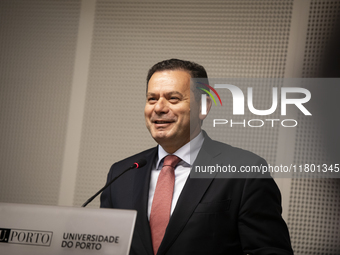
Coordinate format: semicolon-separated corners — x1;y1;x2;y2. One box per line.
199;95;212;121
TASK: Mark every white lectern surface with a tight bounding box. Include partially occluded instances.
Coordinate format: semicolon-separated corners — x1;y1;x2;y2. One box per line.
0;203;136;255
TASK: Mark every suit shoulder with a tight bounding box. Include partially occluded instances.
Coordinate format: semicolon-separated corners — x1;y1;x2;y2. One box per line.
204;138;272;179
208;138;266;164
109;146;157;171
116;146;157;163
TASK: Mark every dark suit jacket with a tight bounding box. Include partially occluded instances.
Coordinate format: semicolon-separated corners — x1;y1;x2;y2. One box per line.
100;133;293;255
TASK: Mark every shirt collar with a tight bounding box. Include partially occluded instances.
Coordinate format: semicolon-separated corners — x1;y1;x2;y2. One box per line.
156;131;204;169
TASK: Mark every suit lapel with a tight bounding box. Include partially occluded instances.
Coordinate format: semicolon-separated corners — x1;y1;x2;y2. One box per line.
133;147;158;255
157;134;220;255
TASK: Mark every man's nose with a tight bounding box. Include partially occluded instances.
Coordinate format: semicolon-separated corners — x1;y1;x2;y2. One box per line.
154;98;169;114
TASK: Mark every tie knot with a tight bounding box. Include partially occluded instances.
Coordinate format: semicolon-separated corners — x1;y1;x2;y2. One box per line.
163;155;181;169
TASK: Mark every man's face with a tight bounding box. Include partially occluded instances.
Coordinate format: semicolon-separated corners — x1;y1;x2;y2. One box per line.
144;70;202;153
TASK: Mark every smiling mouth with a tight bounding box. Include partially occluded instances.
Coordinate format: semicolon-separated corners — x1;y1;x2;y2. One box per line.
154;120;173;124
152;119;176;128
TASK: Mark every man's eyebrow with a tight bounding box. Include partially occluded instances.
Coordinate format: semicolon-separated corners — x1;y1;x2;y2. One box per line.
146;91;184;97
146;92;156;97
167;91;183;97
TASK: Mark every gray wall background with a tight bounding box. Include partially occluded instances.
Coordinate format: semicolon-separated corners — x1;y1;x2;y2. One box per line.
0;0;339;254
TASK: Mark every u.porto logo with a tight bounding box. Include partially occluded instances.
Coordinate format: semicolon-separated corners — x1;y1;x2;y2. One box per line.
0;228;52;247
0;228;10;243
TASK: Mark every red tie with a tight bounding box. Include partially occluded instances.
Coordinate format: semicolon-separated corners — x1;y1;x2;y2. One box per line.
150;155;181;255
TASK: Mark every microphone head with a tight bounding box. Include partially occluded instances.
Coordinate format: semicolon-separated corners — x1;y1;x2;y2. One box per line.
134;158;147;169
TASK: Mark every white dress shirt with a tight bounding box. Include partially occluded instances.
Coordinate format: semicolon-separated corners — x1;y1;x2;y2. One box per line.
147;131;204;219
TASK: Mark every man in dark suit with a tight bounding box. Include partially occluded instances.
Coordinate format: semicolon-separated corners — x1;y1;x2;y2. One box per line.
101;59;293;255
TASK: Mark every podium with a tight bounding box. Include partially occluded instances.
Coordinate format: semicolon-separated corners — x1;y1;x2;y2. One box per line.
0;203;136;255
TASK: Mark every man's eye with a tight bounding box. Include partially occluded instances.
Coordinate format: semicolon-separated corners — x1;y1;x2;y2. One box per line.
147;97;157;102
170;97;179;101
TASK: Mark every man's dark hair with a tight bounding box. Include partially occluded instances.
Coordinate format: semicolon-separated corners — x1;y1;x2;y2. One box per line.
146;59;209;101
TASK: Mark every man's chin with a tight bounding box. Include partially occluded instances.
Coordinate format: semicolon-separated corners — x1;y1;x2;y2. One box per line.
151;132;171;142
150;129;175;142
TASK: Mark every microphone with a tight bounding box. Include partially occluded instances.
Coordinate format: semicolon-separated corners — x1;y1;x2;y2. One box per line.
81;158;147;207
